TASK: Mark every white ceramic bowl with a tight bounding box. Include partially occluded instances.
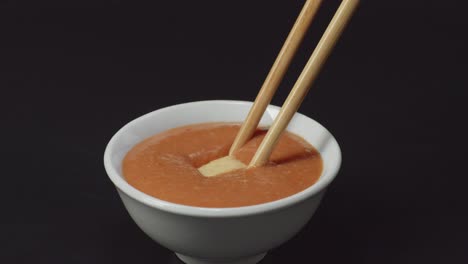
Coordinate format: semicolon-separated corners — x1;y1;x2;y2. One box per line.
104;100;341;264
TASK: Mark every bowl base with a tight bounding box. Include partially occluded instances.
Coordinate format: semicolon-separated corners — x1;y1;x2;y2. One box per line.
175;252;267;264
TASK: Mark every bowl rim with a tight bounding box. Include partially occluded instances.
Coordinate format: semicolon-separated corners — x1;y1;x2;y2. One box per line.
103;100;341;218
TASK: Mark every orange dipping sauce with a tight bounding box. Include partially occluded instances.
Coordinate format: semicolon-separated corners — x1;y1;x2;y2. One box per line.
123;123;323;208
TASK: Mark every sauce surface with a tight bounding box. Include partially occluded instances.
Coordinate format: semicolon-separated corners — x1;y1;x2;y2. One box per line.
123;123;323;208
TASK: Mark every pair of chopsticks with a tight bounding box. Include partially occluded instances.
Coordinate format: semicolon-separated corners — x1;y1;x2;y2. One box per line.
229;0;359;167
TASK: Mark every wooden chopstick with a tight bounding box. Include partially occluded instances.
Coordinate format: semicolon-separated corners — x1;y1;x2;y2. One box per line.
249;0;360;167
229;0;323;155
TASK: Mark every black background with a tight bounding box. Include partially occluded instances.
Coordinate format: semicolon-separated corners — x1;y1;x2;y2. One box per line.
2;0;468;263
